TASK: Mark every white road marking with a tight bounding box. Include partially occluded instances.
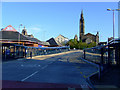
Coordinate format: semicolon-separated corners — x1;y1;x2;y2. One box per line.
41;65;48;69
81;85;90;89
68;88;75;90
17;59;24;61
38;65;41;67
21;71;38;81
21;60;55;81
21;64;41;67
49;62;54;65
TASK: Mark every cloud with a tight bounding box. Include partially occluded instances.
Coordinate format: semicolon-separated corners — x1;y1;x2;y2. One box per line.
21;25;48;40
27;25;43;34
30;27;41;31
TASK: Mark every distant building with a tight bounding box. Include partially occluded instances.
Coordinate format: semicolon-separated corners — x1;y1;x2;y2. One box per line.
79;10;99;45
55;34;69;44
0;25;49;47
74;34;78;41
22;26;27;36
22;26;34;38
108;37;113;42
41;41;50;47
27;34;34;38
2;25;17;32
46;38;62;47
98;42;107;46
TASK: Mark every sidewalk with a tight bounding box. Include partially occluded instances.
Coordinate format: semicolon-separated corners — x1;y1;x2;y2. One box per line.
90;65;120;89
3;50;82;62
26;50;83;60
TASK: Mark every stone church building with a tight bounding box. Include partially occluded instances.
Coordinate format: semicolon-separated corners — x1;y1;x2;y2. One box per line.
79;10;99;44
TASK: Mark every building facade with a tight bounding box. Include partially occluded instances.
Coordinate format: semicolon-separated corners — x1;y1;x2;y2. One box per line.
0;25;49;47
55;34;69;44
79;10;99;44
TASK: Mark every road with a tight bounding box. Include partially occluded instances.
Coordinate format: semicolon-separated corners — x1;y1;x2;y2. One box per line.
2;50;98;89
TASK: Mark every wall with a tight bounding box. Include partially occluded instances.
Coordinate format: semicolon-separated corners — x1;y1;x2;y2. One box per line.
55;35;69;44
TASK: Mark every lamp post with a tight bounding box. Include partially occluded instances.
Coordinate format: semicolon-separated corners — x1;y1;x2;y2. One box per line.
107;8;120;43
18;24;23;45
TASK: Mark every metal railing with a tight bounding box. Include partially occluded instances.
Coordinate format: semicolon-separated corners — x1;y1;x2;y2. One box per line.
83;42;120;79
1;43;70;61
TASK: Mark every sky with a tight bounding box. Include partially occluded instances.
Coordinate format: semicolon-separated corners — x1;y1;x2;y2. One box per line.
2;2;119;42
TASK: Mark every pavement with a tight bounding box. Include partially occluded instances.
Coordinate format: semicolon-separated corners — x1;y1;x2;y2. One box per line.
90;65;120;89
1;50;98;89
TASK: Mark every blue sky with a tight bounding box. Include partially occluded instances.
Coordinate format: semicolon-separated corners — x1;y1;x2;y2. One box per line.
2;2;119;42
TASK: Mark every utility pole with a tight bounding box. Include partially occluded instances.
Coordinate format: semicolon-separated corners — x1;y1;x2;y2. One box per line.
18;24;22;45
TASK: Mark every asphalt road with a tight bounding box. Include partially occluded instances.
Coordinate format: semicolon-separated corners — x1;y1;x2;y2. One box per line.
2;50;98;89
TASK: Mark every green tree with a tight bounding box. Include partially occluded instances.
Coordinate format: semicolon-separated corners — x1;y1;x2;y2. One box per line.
78;42;87;49
66;39;96;49
66;39;75;49
87;42;96;48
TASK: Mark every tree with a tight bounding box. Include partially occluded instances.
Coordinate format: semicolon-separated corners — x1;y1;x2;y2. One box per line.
66;39;75;49
87;42;96;48
66;39;96;49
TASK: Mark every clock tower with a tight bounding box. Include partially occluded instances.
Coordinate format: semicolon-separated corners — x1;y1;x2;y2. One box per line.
79;10;85;41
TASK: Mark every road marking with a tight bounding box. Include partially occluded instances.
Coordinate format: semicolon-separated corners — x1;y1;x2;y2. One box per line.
80;72;83;74
86;71;99;78
38;65;41;67
49;62;54;65
81;85;90;90
17;59;24;61
41;65;48;69
21;63;50;81
68;88;75;90
21;71;38;81
83;75;86;78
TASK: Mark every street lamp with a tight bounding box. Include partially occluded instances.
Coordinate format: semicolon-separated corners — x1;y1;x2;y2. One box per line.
107;8;120;43
18;24;23;45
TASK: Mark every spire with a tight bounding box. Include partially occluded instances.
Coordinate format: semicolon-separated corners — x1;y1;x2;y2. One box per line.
79;10;85;41
81;9;83;18
81;9;83;14
74;34;78;41
96;31;99;36
24;26;25;29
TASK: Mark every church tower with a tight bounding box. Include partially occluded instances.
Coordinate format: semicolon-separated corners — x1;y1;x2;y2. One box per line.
96;31;99;45
79;10;85;41
22;26;27;36
74;34;78;41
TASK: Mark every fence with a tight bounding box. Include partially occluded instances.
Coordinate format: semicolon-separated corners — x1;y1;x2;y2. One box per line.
1;43;70;61
83;46;108;65
83;42;120;78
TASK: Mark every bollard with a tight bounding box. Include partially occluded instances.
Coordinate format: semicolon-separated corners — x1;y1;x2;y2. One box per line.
84;50;86;59
98;65;101;80
101;48;104;65
67;58;69;63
